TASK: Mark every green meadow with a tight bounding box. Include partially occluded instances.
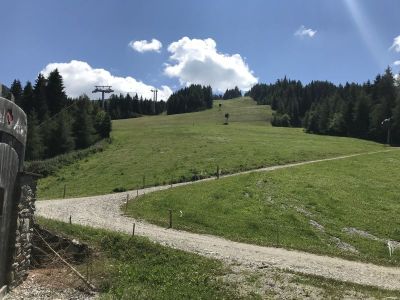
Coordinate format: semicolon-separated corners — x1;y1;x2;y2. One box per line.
37;98;384;199
127;150;400;266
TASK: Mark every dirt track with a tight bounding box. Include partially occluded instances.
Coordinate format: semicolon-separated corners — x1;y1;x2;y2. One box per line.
37;150;400;291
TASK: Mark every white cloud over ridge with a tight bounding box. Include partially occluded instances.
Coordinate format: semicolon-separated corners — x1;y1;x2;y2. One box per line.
41;60;172;100
164;37;258;92
394;60;400;66
129;39;162;53
294;25;317;38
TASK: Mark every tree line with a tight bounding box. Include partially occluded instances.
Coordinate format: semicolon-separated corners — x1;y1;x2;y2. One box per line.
246;68;400;144
104;93;166;120
222;86;242;99
9;70;111;160
167;85;213;114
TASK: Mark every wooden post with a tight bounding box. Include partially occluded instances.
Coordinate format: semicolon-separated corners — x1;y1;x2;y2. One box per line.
132;223;135;236
137;189;139;197
63;184;67;198
125;194;129;213
217;165;220;179
69;215;72;225
168;209;172;229
86;250;89;281
276;225;280;245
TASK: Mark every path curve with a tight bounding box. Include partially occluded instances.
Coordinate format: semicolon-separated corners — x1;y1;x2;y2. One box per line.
37;149;400;291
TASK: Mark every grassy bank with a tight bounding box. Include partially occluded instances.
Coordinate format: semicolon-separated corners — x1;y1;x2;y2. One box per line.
37;97;383;199
36;218;400;299
127;150;400;266
36;218;238;299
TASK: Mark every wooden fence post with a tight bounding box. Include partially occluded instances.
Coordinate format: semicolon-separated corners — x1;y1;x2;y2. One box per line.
125;194;129;213
168;209;172;229
132;223;135;236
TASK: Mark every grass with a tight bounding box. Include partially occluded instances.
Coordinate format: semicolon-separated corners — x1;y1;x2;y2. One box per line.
36;218;400;299
37;97;384;199
288;271;400;299
36;217;239;300
127;150;400;266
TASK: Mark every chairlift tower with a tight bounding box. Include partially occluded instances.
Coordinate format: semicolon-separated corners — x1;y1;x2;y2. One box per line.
150;89;158;114
92;85;114;109
151;89;158;102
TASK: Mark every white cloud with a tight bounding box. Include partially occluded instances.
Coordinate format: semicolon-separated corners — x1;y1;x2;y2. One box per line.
164;37;258;92
129;39;162;53
394;60;400;66
294;25;317;38
389;35;400;52
41;60;172;100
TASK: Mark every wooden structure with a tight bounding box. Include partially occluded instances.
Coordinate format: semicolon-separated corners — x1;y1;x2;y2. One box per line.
0;96;27;288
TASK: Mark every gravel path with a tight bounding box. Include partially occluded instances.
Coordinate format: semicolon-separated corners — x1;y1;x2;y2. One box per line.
37;150;400;291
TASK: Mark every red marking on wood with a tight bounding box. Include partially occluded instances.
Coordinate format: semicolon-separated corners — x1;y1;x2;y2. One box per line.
6;110;13;125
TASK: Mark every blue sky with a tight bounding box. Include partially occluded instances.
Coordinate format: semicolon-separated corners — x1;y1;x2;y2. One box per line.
1;0;400;100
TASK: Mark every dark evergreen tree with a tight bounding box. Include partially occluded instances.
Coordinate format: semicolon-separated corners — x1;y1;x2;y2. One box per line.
49;111;75;156
94;110;112;138
73;96;97;149
46;69;67;114
10;80;23;105
21;81;34;114
25;111;44;160
352;93;370;138
32;74;49;121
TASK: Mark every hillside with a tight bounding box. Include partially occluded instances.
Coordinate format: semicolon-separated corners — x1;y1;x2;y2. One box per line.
37;97;384;199
127;150;400;266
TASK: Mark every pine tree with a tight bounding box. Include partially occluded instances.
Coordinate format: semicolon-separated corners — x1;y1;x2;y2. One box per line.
46;69;67;114
390;95;400;144
10;80;23;105
352;93;370;138
95;111;112;138
50;111;75;156
32;74;49;121
25;111;44;160
21;81;34;114
73;96;96;149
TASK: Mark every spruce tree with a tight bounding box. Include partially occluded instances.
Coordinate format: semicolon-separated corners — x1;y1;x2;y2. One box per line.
32;74;49;121
46;69;67;114
50;111;75;156
94;111;112;138
73;96;96;149
10;80;23;105
21;81;34;114
25;111;44;160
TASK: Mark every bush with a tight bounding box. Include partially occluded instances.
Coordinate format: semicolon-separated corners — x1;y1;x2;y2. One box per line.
271;113;291;127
